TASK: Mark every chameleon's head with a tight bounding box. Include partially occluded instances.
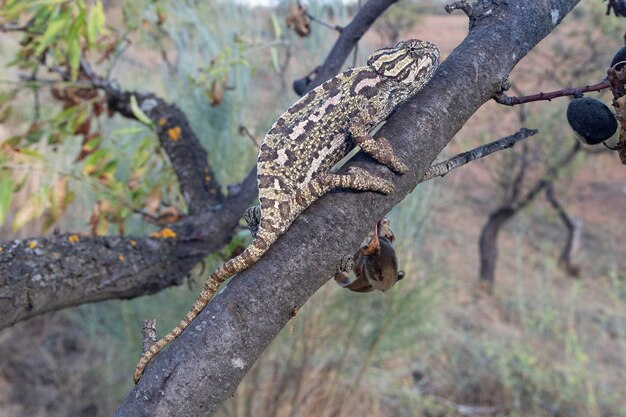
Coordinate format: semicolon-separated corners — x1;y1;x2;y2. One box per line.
367;39;440;87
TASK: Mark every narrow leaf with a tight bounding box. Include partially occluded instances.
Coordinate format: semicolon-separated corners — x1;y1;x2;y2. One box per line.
270;47;280;73
34;12;69;56
129;95;154;127
271;13;282;39
0;178;14;225
12;187;47;232
87;0;107;44
18;148;45;160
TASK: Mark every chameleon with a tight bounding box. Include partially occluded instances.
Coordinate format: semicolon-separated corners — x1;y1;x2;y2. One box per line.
133;39;440;383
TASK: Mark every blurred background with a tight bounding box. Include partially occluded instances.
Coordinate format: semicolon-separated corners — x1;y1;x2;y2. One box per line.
0;1;625;416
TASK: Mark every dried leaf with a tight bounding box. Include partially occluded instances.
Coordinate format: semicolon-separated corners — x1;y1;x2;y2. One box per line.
286;3;311;37
157;206;181;224
144;187;162;216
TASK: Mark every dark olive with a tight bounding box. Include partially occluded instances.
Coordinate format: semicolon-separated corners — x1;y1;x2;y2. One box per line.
566;97;617;145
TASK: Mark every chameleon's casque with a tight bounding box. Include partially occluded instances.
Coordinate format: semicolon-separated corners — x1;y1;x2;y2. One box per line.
134;39;440;383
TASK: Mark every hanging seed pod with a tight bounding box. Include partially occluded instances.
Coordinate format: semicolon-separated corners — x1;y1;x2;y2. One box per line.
566;97;617;145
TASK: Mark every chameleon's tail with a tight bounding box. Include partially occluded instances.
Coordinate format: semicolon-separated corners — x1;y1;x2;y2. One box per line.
133;231;276;384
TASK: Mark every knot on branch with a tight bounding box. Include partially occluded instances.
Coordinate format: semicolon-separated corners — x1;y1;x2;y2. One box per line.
445;1;473;17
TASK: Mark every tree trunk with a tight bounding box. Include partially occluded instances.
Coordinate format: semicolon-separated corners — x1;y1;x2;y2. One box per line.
114;1;582;415
479;206;516;293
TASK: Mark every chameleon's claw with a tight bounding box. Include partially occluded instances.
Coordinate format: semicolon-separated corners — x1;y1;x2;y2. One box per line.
388;158;409;175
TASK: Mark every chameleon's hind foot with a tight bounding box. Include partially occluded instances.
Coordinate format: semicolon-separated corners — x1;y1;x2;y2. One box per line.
324;167;394;194
244;205;261;238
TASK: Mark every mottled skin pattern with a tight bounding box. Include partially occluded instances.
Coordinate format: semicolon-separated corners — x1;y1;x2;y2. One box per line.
134;39;440;383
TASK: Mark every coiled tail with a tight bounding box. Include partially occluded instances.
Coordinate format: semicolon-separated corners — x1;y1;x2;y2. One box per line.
133;232;274;384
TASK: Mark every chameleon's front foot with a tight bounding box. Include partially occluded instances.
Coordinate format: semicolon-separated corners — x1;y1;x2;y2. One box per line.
353;135;409;174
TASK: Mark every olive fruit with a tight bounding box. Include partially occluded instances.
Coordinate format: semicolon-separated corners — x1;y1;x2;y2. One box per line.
566;97;617;145
610;45;626;69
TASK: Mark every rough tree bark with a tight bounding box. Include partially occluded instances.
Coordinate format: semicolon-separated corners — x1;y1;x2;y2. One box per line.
112;1;582;416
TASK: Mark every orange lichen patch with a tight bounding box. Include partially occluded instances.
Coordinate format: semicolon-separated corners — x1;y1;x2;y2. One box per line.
68;234;80;243
158;118;167;126
28;240;37;249
150;227;177;239
0;247;4;253
118;254;125;262
130;239;137;247
167;126;182;141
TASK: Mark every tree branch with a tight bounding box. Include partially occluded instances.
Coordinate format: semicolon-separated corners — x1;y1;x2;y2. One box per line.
79;61;224;214
115;1;582;415
0;183;255;331
421;128;538;182
493;79;610;106
545;183;582;277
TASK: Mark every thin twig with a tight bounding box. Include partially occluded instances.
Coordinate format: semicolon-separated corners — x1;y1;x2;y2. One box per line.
515;142;582;212
493;79;610;106
106;38;131;80
421;128;539;182
238;126;260;150
304;11;343;32
545;184;581;277
352;0;362;68
0;21;32;32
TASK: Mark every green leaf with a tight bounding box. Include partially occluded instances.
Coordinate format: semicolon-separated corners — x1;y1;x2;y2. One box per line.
270;13;282;39
34;10;69;56
1;0;65;20
18;148;45;160
270;47;279;73
12;186;48;232
67;8;85;80
13;176;28;193
82;148;107;175
87;0;107;44
52;104;80;122
84;136;103;150
0;104;12;124
111;127;145;136
67;35;81;80
129;95;154;127
0;178;14;226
